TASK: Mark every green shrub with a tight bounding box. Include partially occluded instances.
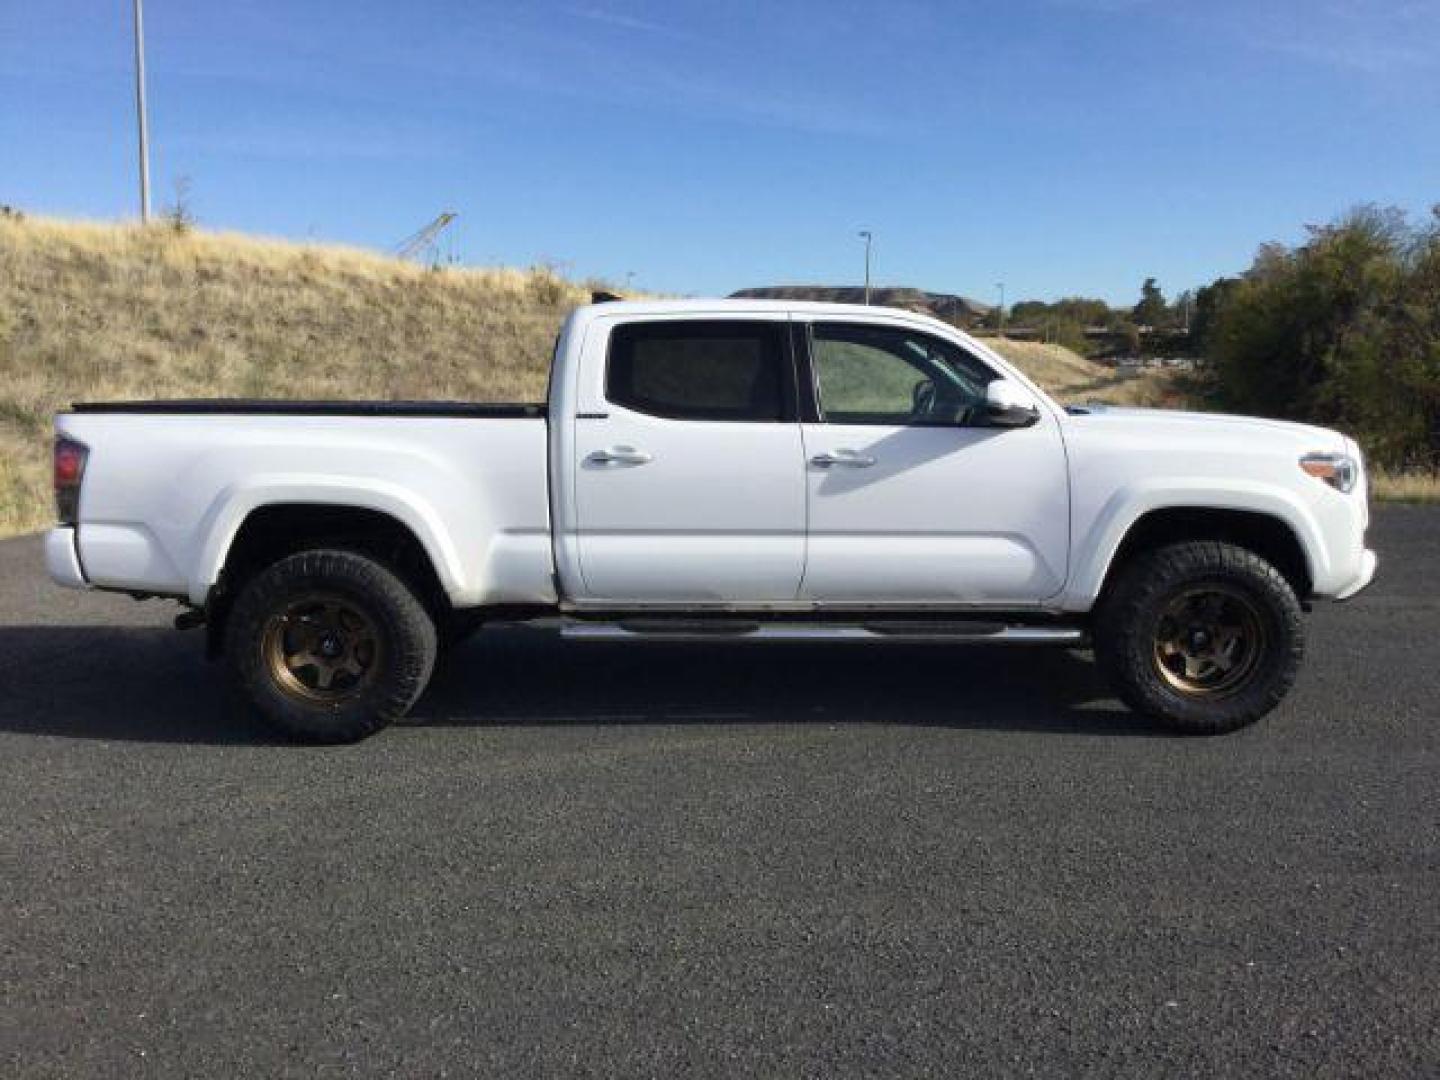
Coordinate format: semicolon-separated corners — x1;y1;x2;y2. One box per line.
1199;205;1440;470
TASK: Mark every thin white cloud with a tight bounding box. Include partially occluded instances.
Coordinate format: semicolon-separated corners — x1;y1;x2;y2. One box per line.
1044;0;1157;11
1046;0;1439;75
1158;0;1440;76
1264;34;1433;75
564;6;690;38
181;127;452;164
1251;0;1440;74
407;10;896;139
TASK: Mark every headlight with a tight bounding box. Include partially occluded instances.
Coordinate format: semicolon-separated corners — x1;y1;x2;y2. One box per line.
1300;452;1358;493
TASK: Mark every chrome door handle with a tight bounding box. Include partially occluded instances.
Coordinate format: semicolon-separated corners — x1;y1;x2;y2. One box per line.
811;451;876;468
587;446;653;466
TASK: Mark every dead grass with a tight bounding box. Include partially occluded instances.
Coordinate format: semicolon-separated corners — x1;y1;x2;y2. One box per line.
1371;469;1440;503
0;433;49;535
0;214;590;534
984;338;1181;408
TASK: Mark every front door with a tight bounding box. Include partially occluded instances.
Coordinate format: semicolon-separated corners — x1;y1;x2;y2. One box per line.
798;320;1070;605
572;317;807;603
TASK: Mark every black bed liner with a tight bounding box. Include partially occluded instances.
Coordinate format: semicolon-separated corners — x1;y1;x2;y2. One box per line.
68;399;546;419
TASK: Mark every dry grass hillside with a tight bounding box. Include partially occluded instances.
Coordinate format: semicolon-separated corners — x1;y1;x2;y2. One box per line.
978;338;1179;409
0;214;588;534
1;214;1176;536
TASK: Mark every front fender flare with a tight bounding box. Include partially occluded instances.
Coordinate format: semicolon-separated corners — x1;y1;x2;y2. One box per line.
1060;479;1326;611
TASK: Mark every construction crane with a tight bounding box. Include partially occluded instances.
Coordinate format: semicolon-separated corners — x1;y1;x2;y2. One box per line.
393;211;457;265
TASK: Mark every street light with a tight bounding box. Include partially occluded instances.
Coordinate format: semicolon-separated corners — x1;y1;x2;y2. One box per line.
995;282;1006;337
132;0;151;223
858;231;873;305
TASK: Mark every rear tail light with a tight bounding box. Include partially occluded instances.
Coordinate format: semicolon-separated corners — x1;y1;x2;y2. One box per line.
54;436;89;525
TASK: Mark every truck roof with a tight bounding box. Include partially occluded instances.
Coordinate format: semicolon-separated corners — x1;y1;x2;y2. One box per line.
572;297;965;333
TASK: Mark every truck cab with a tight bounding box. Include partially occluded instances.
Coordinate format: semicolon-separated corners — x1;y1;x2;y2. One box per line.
551;302;1068;608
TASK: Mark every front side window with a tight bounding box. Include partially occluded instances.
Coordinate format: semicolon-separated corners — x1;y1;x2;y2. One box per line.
810;322;995;426
606;320;790;422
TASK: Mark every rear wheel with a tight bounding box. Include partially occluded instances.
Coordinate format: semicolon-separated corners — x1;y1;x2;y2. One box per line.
1094;541;1304;734
225;549;437;743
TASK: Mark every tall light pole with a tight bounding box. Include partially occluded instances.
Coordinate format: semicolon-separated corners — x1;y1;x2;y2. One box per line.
858;230;872;305
995;282;1006;337
132;0;152;223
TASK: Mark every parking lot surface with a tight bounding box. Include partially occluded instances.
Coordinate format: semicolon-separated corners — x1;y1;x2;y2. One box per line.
2;507;1437;1076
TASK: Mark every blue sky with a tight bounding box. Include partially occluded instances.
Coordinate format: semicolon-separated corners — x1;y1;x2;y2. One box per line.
2;1;1437;304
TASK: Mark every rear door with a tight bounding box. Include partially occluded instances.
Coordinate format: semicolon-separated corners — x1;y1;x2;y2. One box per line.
798;319;1070;605
570;317;806;603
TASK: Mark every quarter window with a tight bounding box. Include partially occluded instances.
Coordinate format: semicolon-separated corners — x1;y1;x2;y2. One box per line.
606;321;791;422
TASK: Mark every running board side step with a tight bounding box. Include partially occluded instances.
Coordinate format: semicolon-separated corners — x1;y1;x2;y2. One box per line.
560;619;1086;645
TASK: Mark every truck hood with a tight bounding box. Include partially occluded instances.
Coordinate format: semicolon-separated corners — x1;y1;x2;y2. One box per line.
1067;405;1349;454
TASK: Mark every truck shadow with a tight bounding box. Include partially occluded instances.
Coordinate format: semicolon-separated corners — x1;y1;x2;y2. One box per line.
0;624;1164;744
411;628;1158;736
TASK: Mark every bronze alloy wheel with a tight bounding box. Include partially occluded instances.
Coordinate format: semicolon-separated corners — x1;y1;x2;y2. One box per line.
1152;584;1266;698
261;593;383;706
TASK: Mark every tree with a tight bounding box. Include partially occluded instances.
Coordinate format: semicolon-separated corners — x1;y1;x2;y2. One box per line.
1188;277;1239;355
162;175;196;234
1005;297;1119;355
1201;204;1439;469
1132;277;1167;328
1171;289;1194;331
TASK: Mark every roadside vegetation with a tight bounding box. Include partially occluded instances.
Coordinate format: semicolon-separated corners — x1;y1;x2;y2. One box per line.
1189;205;1440;476
1371;469;1440;503
1002;204;1440;503
980;339;1180;408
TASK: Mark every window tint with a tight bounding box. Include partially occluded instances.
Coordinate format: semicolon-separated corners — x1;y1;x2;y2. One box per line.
811;323;995;426
607;321;790;422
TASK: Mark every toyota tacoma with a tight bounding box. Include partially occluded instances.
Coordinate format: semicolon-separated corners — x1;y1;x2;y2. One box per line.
45;299;1376;741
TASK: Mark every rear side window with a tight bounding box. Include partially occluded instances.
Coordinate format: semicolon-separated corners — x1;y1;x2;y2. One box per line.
606;320;792;422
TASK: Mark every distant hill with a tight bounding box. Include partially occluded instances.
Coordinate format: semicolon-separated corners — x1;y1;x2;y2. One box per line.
730;285;991;324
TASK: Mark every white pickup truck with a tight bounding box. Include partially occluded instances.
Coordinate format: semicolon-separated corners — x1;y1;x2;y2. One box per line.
46;298;1376;742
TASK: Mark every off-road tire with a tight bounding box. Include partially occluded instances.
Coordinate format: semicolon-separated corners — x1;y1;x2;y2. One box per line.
225;549;437;744
1094;540;1304;734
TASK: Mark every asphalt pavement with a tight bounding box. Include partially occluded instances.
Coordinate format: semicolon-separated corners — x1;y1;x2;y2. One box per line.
1;507;1437;1077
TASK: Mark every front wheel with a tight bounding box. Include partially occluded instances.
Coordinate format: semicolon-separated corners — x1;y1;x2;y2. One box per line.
1094;541;1304;734
224;549;438;743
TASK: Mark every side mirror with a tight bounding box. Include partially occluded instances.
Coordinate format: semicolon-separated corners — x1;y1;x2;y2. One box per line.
984;379;1040;428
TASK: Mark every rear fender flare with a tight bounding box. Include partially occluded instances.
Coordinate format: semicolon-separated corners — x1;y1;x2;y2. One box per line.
190;475;463;606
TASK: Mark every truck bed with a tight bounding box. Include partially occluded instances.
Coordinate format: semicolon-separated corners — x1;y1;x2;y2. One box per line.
54;404;555;608
69;399;545;419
